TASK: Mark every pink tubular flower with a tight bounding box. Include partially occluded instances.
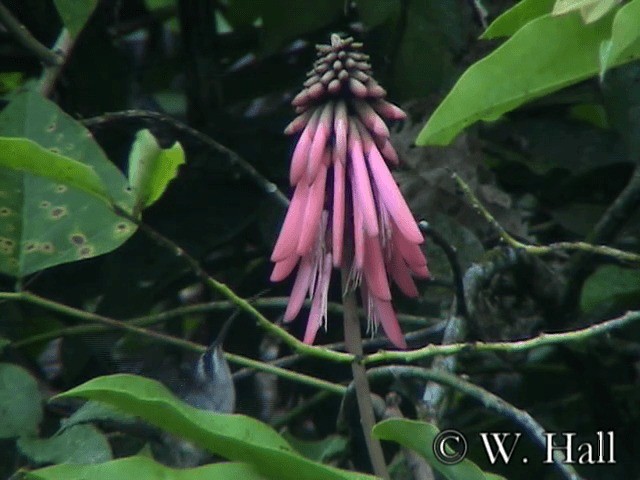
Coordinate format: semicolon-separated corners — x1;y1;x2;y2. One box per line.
270;34;429;349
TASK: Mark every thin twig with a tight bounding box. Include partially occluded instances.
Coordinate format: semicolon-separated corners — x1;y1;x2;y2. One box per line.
0;2;62;66
361;366;582;480
419;220;468;317
365;309;640;364
1;291;346;395
81;110;289;208
452;172;640;265
341;267;390;479
38;28;73;97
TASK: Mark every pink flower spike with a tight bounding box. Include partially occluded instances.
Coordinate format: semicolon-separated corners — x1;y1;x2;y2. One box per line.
296;166;328;256
303;253;333;344
270;254;299;282
290;108;322;185
271;181;309;262
353;99;390;139
372;99;407;121
357;123;423;244
389;250;419;297
307;102;334;181
284;110;313;135
348;120;379;237
363;235;392;301
372;297;407;349
332;152;345;267
284;256;314;322
333;101;348;166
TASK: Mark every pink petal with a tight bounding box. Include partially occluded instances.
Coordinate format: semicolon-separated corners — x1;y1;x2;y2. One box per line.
372;99;406;121
363;235;391;301
284;110;313;135
353;99;389;139
303;253;333;344
307;102;334;181
296;164;328;256
332;151;345;267
376;137;399;166
307;82;325;100
352;184;365;271
333;101;348;166
349;77;368;97
393;223;429;277
271;181;309;262
348;120;379;237
270;254;299;282
291;89;309;107
372;297;407;349
366;80;387;98
358;125;423;244
284;255;314;322
389;250;419;297
290;108;321;185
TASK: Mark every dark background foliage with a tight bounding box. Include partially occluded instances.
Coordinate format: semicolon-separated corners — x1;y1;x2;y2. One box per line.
1;1;640;479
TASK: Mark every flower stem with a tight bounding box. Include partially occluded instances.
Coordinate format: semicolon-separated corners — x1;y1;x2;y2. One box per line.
341;267;389;479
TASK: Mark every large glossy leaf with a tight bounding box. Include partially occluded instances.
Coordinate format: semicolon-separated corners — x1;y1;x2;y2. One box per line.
53;0;98;37
373;419;506;480
0;363;42;439
127;129;185;214
600;0;640;76
25;456;265;480
482;0;555;39
17;425;112;465
0;90;136;277
580;265;640;313
416;10;640;146
52;0;99;38
56;374;375;480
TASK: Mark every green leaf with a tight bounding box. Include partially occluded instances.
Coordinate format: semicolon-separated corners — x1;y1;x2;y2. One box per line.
52;0;99;38
373;419;506;480
0;138;110;203
600;0;640;77
552;0;603;15
482;0;555;39
416;10;640;146
0;337;9;352
59;401;137;432
0;90;136;277
17;425;112;465
25;456;266;480
281;431;348;463
552;0;621;22
0;363;42;439
580;265;640;313
56;374;375;480
127;129;185;213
